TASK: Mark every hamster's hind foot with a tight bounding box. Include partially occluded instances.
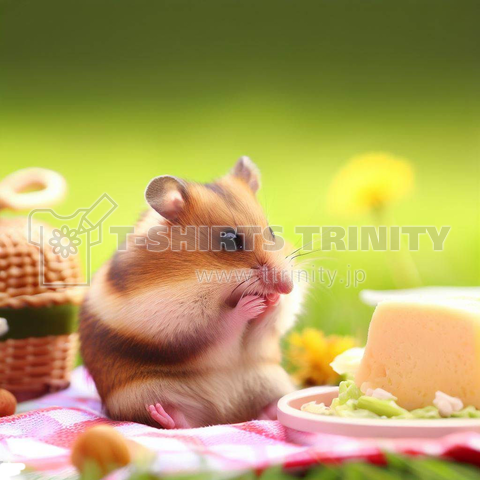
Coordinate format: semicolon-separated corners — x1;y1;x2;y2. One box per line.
147;403;175;429
258;401;278;421
147;403;191;429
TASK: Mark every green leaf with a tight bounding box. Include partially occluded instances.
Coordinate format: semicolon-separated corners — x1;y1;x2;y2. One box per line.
259;466;295;480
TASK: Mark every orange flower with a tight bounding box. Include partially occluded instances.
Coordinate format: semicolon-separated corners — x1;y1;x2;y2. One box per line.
288;328;357;386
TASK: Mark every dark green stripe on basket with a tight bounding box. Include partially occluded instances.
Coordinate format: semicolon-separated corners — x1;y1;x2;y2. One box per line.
0;304;78;341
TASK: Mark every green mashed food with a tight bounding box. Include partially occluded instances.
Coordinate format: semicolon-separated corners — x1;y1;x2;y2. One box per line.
301;381;480;420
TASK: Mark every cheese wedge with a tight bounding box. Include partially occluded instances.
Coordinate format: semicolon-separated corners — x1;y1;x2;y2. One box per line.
355;297;480;410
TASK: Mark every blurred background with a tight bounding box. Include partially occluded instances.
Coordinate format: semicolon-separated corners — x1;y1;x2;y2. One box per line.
1;0;479;342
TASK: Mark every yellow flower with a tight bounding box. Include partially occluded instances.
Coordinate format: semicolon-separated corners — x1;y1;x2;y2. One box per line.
287;328;356;387
327;152;414;215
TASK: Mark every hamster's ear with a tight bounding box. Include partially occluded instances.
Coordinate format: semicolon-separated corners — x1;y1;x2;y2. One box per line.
231;156;261;193
145;175;187;222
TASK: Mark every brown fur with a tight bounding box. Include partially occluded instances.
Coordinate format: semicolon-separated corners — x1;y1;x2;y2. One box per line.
79;159;304;427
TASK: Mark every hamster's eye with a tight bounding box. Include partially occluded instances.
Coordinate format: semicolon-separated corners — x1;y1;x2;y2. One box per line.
220;228;244;252
269;226;275;239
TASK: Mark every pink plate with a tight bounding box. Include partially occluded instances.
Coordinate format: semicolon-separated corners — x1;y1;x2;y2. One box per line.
277;386;480;438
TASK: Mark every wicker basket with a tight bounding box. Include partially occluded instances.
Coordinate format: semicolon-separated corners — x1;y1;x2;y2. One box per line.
0;334;78;401
0;169;83;401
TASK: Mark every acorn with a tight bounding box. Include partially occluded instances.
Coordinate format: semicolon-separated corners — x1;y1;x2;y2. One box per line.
71;425;131;476
0;388;17;417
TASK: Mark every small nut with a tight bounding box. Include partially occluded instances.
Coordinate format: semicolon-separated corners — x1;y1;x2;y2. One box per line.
0;389;17;417
71;425;131;476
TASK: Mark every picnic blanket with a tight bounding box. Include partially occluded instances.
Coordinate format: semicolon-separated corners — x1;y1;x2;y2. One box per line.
2;368;480;479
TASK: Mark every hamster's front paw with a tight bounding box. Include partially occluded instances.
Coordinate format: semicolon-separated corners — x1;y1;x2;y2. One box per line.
230;295;267;323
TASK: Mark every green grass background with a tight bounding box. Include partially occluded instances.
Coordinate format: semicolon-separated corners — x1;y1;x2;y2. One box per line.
1;0;479;341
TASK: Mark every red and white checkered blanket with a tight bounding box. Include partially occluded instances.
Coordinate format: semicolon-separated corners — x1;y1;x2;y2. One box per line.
2;367;480;479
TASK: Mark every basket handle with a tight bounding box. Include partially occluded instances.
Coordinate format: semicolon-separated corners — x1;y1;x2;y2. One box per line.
0;168;67;211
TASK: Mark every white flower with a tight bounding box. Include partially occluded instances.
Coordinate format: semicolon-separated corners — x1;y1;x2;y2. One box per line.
48;225;81;259
433;391;463;417
0;317;8;337
365;387;397;401
330;347;365;377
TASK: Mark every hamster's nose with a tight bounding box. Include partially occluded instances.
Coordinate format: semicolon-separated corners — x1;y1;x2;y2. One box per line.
258;265;293;294
274;276;293;294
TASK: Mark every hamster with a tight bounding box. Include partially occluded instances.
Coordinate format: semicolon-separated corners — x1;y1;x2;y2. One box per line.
79;157;304;428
